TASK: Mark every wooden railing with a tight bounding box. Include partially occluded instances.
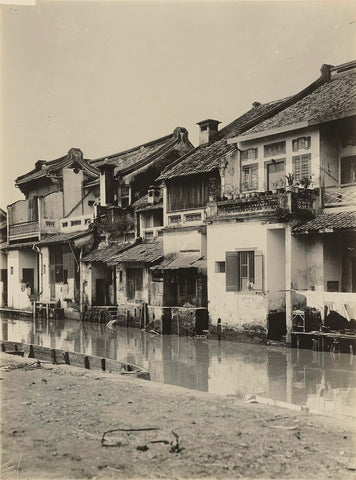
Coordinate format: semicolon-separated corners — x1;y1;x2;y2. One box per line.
323;184;356;207
9;221;39;238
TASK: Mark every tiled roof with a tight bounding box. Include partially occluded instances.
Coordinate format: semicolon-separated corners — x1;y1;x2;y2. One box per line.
131;192;163;212
81;244;131;263
37;231;91;245
292;211;356;234
242;67;356;137
158;99;287;180
90;127;193;177
151;253;205;270
16;149;99;186
108;241;163;265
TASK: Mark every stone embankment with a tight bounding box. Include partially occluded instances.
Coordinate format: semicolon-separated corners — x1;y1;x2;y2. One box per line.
1;352;355;479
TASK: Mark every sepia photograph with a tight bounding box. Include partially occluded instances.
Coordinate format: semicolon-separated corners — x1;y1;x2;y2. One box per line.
0;0;356;479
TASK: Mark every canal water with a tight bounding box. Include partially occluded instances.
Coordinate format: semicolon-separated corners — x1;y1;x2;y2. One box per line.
1;314;356;418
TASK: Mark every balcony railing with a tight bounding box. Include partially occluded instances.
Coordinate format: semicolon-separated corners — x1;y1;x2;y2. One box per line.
323;184;356;207
9;218;61;242
9;221;39;239
60;214;94;233
142;226;163;239
211;189;317;220
166;208;206;227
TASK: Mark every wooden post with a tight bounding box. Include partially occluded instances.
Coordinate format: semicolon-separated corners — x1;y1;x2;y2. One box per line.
63;352;70;365
126;310;130;328
29;345;34;358
84;356;90;369
50;349;57;364
217;318;222;341
101;358;106;371
1;343;5;352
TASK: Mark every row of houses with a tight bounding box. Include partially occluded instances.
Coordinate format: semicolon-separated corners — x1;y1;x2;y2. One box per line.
1;60;356;344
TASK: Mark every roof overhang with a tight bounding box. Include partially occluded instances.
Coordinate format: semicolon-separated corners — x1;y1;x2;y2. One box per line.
228;121;309;144
151;254;206;271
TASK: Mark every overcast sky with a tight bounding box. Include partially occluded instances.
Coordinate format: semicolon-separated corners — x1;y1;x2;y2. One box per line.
1;0;355;208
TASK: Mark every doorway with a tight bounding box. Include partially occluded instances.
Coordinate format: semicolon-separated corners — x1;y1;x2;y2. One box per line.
95;279;106;305
22;268;34;294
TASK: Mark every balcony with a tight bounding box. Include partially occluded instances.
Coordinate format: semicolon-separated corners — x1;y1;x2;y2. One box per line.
60;214;94;233
210;189;318;220
323;184;356;208
166;209;206;228
9;218;59;242
9;221;39;240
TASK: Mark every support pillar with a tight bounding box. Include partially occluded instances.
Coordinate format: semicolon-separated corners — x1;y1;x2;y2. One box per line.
285;226;293;344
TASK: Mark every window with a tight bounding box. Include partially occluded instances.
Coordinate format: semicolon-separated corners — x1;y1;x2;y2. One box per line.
341;156;356;185
215;261;225;273
242;165;258;191
184;213;201;222
62;222;68;228
167;176;211;212
327;281;339;292
225;250;263;292
292;137;311;152
50;245;64;283
126;268;143;301
241;148;258;161
151;271;163;283
264;141;286;158
168;215;181;225
71;220;81;226
293;154;311;183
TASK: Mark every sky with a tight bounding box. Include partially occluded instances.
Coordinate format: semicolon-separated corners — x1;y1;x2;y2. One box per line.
1;0;356;209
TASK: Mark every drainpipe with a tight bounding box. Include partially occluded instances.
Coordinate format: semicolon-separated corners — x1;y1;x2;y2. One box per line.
32;245;43;299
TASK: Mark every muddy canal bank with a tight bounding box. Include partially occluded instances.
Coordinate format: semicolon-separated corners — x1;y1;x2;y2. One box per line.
1;352;355;479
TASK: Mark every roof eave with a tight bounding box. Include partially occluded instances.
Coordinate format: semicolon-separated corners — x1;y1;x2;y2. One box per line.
228;121;309;143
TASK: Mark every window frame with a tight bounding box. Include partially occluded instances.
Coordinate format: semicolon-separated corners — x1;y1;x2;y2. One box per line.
241;163;259;191
292;153;311;183
225;249;263;292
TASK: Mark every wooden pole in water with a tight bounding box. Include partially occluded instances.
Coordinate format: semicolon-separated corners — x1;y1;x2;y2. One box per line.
84;356;90;369
63;351;70;365
217;318;222;341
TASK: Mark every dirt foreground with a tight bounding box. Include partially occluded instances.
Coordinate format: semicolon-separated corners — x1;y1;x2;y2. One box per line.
0;352;355;480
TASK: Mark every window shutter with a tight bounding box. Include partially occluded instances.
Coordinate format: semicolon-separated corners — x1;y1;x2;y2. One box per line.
63;252;74;278
254;250;263;291
225;251;239;292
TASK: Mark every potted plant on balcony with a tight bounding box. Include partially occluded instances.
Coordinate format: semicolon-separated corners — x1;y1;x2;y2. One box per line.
224;184;233;200
299;174;313;190
285;173;294;192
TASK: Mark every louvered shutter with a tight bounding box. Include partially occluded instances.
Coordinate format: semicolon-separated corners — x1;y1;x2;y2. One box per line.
225;251;239;292
63;252;74;279
254;250;263;291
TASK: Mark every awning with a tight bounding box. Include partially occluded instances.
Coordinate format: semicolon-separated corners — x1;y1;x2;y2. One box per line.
292;211;356;234
151;253;206;270
82;244;130;263
108;242;163;266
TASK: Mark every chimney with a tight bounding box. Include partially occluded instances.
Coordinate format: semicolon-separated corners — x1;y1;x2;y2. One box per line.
147;185;160;204
252;102;261;108
197;119;221;145
98;161;116;206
